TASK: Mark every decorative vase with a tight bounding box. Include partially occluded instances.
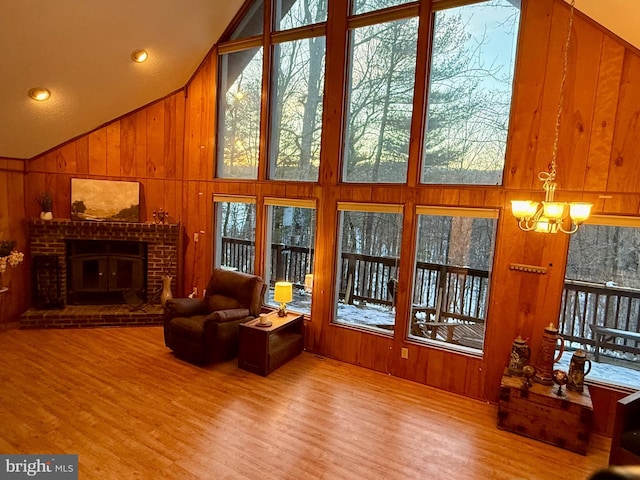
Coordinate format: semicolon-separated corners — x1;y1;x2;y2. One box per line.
40;211;53;221
508;335;531;376
533;323;565;385
567;349;592;393
161;275;173;307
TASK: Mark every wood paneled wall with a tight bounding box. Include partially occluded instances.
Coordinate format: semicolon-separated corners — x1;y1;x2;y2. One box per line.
1;0;636;434
0;158;28;327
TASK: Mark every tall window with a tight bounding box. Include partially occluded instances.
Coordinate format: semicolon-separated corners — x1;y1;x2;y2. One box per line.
422;0;520;185
270;36;326;181
334;204;403;333
343;15;418;183
213;197;257;274
275;0;327;30
409;207;497;352
560;219;640;389
352;0;414;16
217;48;263;179
264;199;316;315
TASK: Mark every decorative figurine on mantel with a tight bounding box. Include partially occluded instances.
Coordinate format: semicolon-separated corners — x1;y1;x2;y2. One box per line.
153;208;169;225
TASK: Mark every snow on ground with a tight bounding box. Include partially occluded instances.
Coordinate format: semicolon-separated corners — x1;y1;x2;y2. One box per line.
281;288;640;389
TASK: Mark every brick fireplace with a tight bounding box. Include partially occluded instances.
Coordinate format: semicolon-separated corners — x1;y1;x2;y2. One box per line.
21;219;180;328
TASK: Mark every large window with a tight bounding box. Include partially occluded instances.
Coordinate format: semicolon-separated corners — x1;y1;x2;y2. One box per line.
334;204;403;333
408;207;498;353
217;48;263;179
275;0;327;30
352;0;414;16
264;199;316;315
343;16;418;183
213;197;257;274
422;0;520;185
270;36;325;181
559;218;640;389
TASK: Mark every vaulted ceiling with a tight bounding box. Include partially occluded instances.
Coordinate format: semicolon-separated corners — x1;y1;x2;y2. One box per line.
0;0;637;160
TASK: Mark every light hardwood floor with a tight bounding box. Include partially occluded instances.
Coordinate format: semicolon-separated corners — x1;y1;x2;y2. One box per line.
0;326;609;479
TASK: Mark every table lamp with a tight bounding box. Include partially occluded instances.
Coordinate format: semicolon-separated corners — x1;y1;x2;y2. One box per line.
274;281;293;317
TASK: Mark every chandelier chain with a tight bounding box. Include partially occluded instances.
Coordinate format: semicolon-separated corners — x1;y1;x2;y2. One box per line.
549;0;575;180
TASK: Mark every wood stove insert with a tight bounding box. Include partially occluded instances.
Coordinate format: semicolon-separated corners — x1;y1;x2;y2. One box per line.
66;240;147;305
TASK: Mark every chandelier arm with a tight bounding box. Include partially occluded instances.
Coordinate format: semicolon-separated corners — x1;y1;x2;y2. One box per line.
557;222;579;235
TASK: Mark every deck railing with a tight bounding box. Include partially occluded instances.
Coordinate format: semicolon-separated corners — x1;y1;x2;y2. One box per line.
560;280;640;357
221;237;640;359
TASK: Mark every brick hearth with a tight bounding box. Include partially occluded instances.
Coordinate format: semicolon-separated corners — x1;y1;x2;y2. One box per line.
20;304;164;329
21;219;180;328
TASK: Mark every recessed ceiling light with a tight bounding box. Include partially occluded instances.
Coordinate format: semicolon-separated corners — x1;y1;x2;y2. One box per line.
28;88;51;101
131;49;148;63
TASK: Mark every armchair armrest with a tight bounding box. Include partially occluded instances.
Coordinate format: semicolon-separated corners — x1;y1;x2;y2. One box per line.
165;298;208;317
206;308;251;323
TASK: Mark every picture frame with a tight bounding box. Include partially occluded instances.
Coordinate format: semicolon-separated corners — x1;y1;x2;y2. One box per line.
71;178;140;222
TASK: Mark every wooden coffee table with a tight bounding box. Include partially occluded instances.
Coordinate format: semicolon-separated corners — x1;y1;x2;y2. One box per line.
238;312;304;376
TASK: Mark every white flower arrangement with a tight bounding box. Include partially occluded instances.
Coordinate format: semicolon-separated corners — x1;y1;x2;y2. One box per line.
0;251;24;273
0;240;24;274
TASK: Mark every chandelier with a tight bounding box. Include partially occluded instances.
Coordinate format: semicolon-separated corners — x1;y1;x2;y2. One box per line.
511;0;592;234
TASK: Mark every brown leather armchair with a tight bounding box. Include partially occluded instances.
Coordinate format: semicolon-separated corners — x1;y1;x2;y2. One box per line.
163;268;265;365
609;390;640;466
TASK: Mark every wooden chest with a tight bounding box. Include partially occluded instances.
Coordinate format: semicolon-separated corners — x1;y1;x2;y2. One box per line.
497;373;593;455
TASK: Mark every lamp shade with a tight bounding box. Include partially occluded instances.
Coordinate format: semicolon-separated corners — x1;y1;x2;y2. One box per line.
569;202;593;223
274;281;293;303
511;200;538;220
542;201;565;220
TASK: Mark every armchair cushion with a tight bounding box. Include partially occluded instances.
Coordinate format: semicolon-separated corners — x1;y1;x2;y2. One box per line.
206;308;251;323
207;294;243;312
165;298;208;317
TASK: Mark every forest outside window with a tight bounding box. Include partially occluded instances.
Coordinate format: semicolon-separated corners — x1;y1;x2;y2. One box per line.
269;35;325;181
559;218;640;390
264;199;316;315
213;196;257;274
343;14;418;183
408;207;498;353
421;0;520;185
217;48;263;179
274;0;327;31
333;203;403;333
352;0;414;16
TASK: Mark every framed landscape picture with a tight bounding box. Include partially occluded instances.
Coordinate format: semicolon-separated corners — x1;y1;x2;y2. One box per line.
71;178;140;222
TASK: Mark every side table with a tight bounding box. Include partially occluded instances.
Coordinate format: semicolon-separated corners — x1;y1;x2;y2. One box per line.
238;312;304;376
497;371;593;455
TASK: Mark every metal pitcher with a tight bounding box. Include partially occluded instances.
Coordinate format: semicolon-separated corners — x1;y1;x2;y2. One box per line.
567;349;592;392
508;335;531;376
533;323;564;385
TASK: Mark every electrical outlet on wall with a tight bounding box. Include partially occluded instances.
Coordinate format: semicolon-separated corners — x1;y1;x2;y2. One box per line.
401;348;409;359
